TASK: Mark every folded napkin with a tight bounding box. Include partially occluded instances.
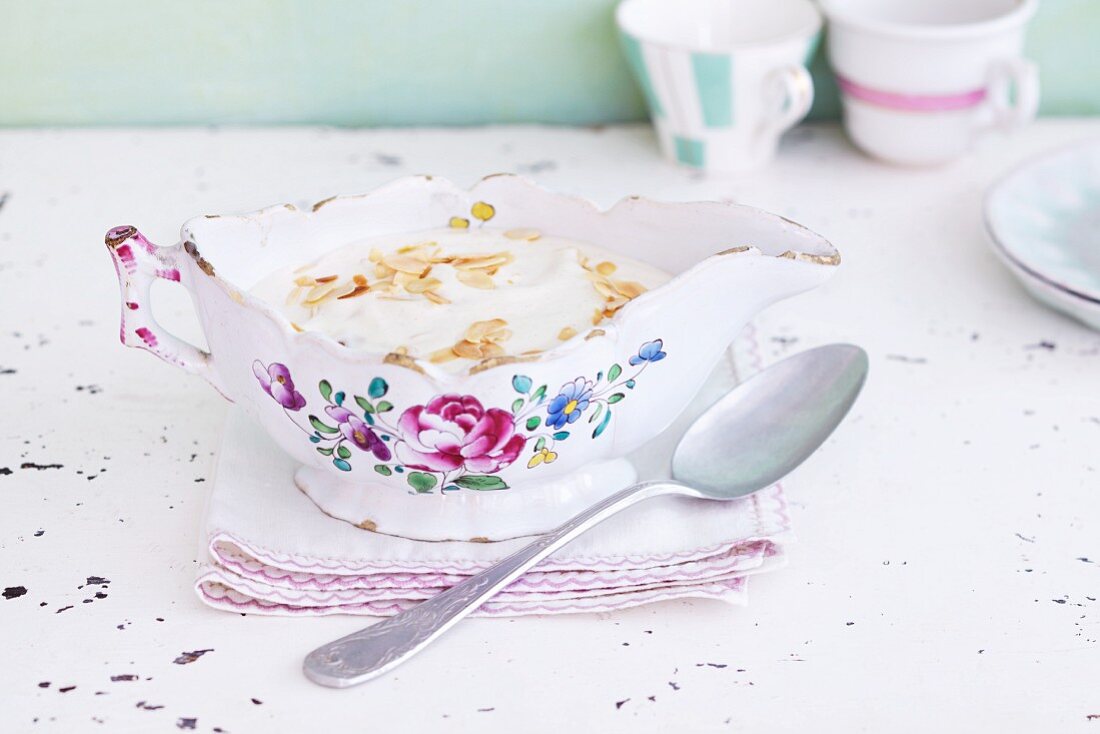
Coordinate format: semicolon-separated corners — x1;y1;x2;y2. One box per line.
195;329;791;616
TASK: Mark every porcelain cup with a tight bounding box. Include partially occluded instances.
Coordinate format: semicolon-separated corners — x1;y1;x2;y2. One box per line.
821;0;1039;166
616;0;821;172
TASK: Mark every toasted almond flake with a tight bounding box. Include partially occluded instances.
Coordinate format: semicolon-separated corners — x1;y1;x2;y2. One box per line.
558;326;577;341
293;275;316;287
285;286;304;305
404;277;442;294
290;322;304;332
486;328;513;343
453;340;483;360
352;273;368;286
605;295;629;311
368;248;383;263
374;262;396;279
383;254;431;275
595;261;617;276
592;308;605;325
331;282;358;299
304;282;338;304
480;341;505;358
337;284;371;300
396;243;425;255
314;274;338;284
394;345;409;356
456;270;495;289
429;346;459;364
613;280;646;299
423;290;450;305
504;228;541;241
521;349;544;356
592;279;618;299
465;318;508;342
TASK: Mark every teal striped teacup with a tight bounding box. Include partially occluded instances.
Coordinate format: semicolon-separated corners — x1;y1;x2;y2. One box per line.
617;0;821;172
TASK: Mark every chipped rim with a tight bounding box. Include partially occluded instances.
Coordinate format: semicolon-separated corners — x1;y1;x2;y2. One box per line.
181;174;839;384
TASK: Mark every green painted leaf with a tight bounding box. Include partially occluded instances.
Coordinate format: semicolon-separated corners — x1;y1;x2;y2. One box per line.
593;407;612;438
532;384;547;403
607;392;625;404
368;377;388;399
333;458;352;472
336;444;351;459
316;446;334;456
309;415;339;434
588;402;604;423
511;398;524;414
374;464;392;476
512;375;533;394
552;431;570;440
319;379;333;401
376;400;394;413
406;471;438;493
453;474;509;491
607;363;622;381
535;437;546;451
525;416;541;431
355;395;376;413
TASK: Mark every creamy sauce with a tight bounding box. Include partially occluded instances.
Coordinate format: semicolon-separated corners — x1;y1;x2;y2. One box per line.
250;227;672;370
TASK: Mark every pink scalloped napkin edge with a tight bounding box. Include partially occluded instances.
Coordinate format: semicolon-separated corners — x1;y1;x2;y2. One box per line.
194;329;792;617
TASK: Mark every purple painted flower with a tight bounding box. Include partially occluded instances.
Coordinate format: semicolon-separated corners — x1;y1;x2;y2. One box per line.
253;360;306;411
325;405;391;461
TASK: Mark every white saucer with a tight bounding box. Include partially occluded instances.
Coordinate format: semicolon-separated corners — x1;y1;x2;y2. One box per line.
985;140;1100;330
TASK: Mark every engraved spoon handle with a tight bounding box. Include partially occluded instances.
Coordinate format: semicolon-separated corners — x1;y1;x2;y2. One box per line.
303;479;688;687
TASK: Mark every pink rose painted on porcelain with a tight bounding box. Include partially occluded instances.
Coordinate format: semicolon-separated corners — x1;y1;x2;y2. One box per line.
395;395;526;475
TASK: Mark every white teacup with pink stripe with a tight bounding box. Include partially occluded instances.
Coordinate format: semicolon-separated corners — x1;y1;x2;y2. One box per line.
821;0;1039;166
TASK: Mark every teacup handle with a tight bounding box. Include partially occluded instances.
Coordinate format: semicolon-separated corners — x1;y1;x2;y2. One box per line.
764;64;815;133
104;225;229;397
987;58;1039;131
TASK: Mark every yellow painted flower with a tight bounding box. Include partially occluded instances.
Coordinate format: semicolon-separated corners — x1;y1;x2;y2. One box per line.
527;447;558;468
471;201;495;222
449;216;470;229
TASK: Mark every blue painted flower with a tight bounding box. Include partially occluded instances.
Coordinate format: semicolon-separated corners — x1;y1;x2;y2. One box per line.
629;339;666;366
546;377;594;429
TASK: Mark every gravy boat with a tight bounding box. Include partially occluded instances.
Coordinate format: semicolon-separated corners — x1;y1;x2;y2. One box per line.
105;175;839;540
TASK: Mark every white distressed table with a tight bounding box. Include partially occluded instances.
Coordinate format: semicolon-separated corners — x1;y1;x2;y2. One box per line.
1;122;1098;732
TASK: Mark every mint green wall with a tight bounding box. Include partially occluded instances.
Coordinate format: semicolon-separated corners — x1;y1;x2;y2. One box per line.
1;0;1096;126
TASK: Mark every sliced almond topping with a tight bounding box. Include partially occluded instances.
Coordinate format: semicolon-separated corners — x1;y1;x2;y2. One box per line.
293;275;316;287
465;318;508;342
429;346;459;363
480;341;505;358
486;328;513;343
394;345;409;356
453;252;514;271
383;254;431;275
592;278;618;299
504;228;541;242
456;270;495;289
592;308;605;325
453;340;484;360
424;290;450;305
613;280;646;299
595;261;617;276
352;273;368;286
303;282;338;304
368;248;383;263
285;286;304;305
404;277;442;294
314;274;338;284
337;284;371;300
374;261;396;279
290;322;304;332
558;326;577;341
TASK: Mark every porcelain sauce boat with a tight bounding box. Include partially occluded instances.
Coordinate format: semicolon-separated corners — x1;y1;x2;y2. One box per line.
105;175;839;540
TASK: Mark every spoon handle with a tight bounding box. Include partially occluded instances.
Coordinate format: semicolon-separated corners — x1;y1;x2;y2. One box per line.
303;479;683;687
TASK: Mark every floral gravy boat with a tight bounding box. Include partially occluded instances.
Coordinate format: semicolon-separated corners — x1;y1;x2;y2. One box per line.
105;175;839;540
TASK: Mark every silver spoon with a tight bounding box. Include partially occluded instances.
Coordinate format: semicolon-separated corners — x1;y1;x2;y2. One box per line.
304;344;868;688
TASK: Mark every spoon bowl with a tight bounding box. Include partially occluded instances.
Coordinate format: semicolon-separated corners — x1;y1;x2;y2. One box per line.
673;344;868;496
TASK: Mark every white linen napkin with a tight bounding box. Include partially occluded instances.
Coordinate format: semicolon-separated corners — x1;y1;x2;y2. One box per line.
195;329;791;616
